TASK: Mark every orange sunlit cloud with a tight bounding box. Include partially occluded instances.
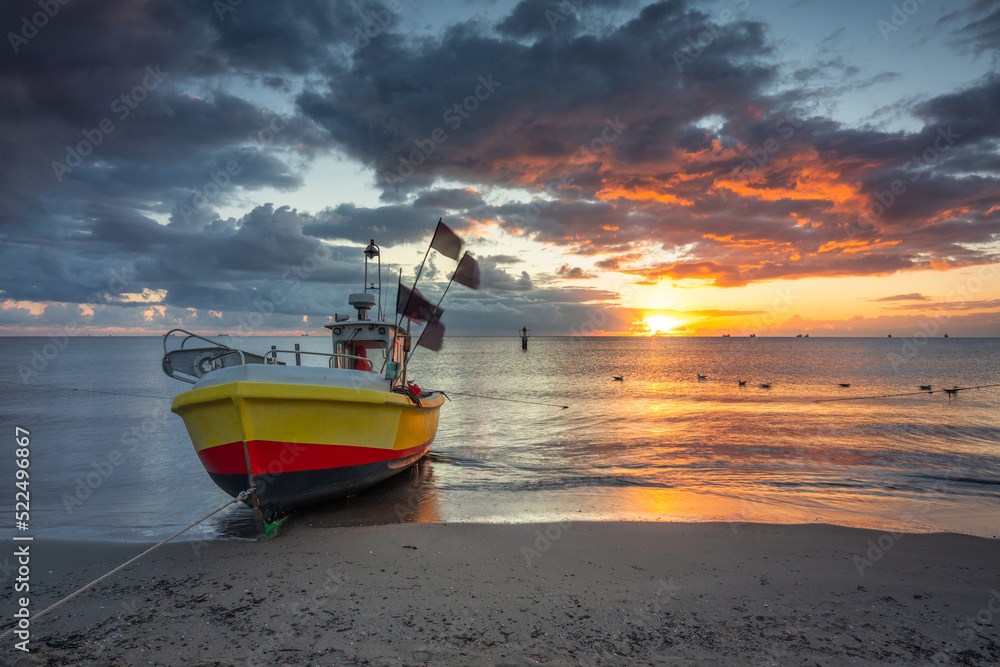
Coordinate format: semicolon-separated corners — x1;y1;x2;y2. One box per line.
594;186;692;206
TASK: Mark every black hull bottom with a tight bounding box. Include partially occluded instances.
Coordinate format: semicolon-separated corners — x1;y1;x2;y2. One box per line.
208;448;428;525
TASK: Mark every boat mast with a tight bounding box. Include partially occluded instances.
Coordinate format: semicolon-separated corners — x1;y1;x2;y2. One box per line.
363;239;382;320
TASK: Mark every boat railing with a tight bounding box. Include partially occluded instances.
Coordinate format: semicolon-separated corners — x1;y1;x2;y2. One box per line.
263;349;373;369
162;329;265;383
163;330;380;383
162;328;236;354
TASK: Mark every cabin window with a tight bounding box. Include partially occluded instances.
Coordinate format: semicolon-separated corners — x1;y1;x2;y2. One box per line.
336;340;387;371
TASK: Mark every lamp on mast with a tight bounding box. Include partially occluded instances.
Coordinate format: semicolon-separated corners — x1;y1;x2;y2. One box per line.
361;239;382;320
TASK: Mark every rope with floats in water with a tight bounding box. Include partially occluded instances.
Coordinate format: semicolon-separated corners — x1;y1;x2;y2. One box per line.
1;379;572;410
0;489;252;641
441;390;568;410
0;379;172;401
815;383;1000;403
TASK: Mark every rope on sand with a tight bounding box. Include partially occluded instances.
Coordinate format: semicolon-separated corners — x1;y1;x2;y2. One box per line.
0;489;252;640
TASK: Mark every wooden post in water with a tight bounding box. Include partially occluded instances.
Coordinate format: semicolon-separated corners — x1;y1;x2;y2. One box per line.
520;326;530;350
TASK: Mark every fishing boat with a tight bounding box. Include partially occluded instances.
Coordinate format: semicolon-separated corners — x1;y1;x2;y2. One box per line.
161;226;479;535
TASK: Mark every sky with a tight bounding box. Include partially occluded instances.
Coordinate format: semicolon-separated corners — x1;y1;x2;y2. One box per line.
1;0;998;338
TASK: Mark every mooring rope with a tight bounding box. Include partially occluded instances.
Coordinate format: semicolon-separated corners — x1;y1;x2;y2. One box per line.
442;390;569;410
815;383;1000;403
0;489;252;640
3;379;572;409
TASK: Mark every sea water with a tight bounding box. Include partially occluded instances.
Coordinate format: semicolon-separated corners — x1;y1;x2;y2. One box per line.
0;335;998;540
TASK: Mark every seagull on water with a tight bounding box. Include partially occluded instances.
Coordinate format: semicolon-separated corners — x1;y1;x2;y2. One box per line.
697;374;708;380
918;385;932;391
612;375;624;381
760;383;771;389
738;380;747;386
838;383;851;388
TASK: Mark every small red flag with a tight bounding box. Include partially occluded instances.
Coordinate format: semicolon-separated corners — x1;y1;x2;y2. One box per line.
430;218;462;260
396;282;443;323
416;316;445;351
453;251;480;290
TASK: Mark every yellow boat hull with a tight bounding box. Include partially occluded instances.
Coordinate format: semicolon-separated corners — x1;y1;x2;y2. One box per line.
171;380;444;524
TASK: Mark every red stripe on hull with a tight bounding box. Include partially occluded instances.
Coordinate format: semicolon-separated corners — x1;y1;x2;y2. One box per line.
197;440;431;476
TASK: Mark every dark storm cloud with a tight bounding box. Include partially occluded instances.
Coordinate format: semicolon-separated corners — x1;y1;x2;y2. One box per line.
476;255;534;291
302;203;469;246
0;202;362;315
0;0;355;260
298;0;775;198
496;0;582;37
0;0;410;328
495;0;640;37
413;188;485;210
197;0;363;74
2;0;999;335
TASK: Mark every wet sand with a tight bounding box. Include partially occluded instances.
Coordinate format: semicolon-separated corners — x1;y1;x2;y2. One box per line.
2;522;999;666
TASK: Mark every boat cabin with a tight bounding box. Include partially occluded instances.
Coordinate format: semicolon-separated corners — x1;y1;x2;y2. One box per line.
325;291;407;382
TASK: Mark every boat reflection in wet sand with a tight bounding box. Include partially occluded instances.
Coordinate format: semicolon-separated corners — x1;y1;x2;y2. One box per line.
161;222;480;535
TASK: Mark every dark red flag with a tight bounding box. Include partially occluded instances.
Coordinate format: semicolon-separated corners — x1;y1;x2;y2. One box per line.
416;316;445;351
430;218;462;260
453;251;480;290
396;282;443;323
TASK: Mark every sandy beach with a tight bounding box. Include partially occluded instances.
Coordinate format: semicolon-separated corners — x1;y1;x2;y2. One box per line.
3;522;999;666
